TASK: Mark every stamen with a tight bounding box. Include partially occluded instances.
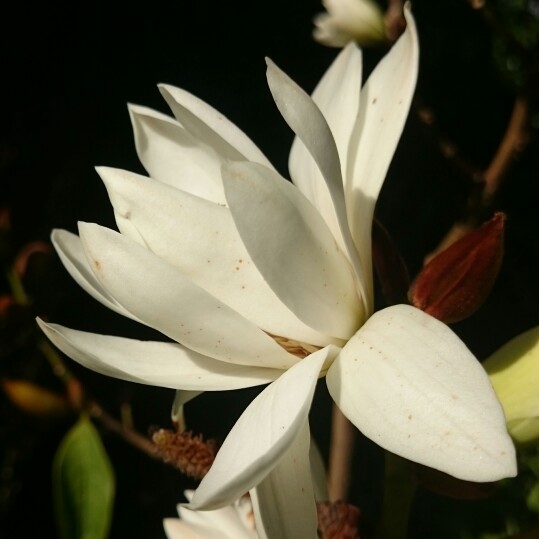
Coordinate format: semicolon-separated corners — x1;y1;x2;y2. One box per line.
317;501;362;539
151;428;217;480
269;334;321;358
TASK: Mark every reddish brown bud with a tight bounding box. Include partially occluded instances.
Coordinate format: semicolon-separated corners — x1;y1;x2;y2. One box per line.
151;428;217;480
408;213;505;324
1;378;70;417
317;501;362;539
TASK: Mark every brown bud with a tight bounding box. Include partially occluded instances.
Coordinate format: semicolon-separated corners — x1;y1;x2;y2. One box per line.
317;501;362;539
1;378;70;417
409;213;505;324
151;428;217;480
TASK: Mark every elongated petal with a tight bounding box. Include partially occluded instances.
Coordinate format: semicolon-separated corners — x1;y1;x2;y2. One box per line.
289;44;361;223
164;519;213;539
37;320;282;391
222;161;360;340
266;59;369;313
159;84;274;169
326;305;517;482
484;325;539;419
172;390;202;432
346;7;419;306
310;437;329;502
188;346;337;509
51;229;136;320
177;504;255;539
128;104;226;204
98;166;332;347
250;422;318;539
78;222;296;369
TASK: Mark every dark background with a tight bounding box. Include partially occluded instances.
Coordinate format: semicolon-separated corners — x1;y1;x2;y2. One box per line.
1;0;538;537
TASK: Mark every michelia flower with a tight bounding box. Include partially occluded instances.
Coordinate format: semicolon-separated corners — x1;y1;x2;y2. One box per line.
38;6;516;537
313;0;386;47
484;326;539;444
164;491;258;539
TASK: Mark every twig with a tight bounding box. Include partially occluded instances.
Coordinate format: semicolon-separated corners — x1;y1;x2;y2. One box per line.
328;404;356;501
39;337;160;461
425;95;529;263
89;402;160;460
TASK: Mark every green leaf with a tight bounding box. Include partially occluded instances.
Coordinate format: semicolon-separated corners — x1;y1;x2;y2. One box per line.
53;416;115;539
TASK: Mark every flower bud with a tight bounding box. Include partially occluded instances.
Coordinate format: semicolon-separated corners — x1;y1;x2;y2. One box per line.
313;0;386;48
1;378;70;417
408;213;505;324
484;326;539;444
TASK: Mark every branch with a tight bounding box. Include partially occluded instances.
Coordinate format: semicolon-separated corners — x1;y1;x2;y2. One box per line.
425;95;529;263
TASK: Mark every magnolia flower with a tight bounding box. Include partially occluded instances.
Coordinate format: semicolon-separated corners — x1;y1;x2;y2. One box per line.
484;326;539;444
165;491;258;539
313;0;386;47
38;7;516;537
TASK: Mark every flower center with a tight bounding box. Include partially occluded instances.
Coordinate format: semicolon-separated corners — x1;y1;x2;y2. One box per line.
270;334;321;359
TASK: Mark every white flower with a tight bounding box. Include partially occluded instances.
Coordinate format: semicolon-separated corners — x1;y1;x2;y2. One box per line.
164;491;258;539
313;0;386;47
37;7;516;537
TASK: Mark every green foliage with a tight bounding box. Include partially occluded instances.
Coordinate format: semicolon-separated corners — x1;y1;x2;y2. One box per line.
52;416;115;539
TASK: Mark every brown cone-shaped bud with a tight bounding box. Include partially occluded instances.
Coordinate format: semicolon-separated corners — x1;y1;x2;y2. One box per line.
151;428;217;480
317;501;362;539
372;219;410;306
1;378;70;417
409;213;505;324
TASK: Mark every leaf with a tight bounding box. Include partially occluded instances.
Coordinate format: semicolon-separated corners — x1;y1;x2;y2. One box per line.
53;416;115;539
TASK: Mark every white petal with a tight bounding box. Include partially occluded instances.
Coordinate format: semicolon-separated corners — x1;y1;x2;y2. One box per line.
128;104;226;204
164;519;210;539
171;390;201;432
37;320;283;391
222;161;360;340
346;7;419;307
309;436;329;502
250;422;318;539
98;166;332;347
188;346;336;509
177;504;254;539
326;305;517;482
51;229;135;320
289;44;361;229
78;222;296;369
266;59;369;314
159;84;274;169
